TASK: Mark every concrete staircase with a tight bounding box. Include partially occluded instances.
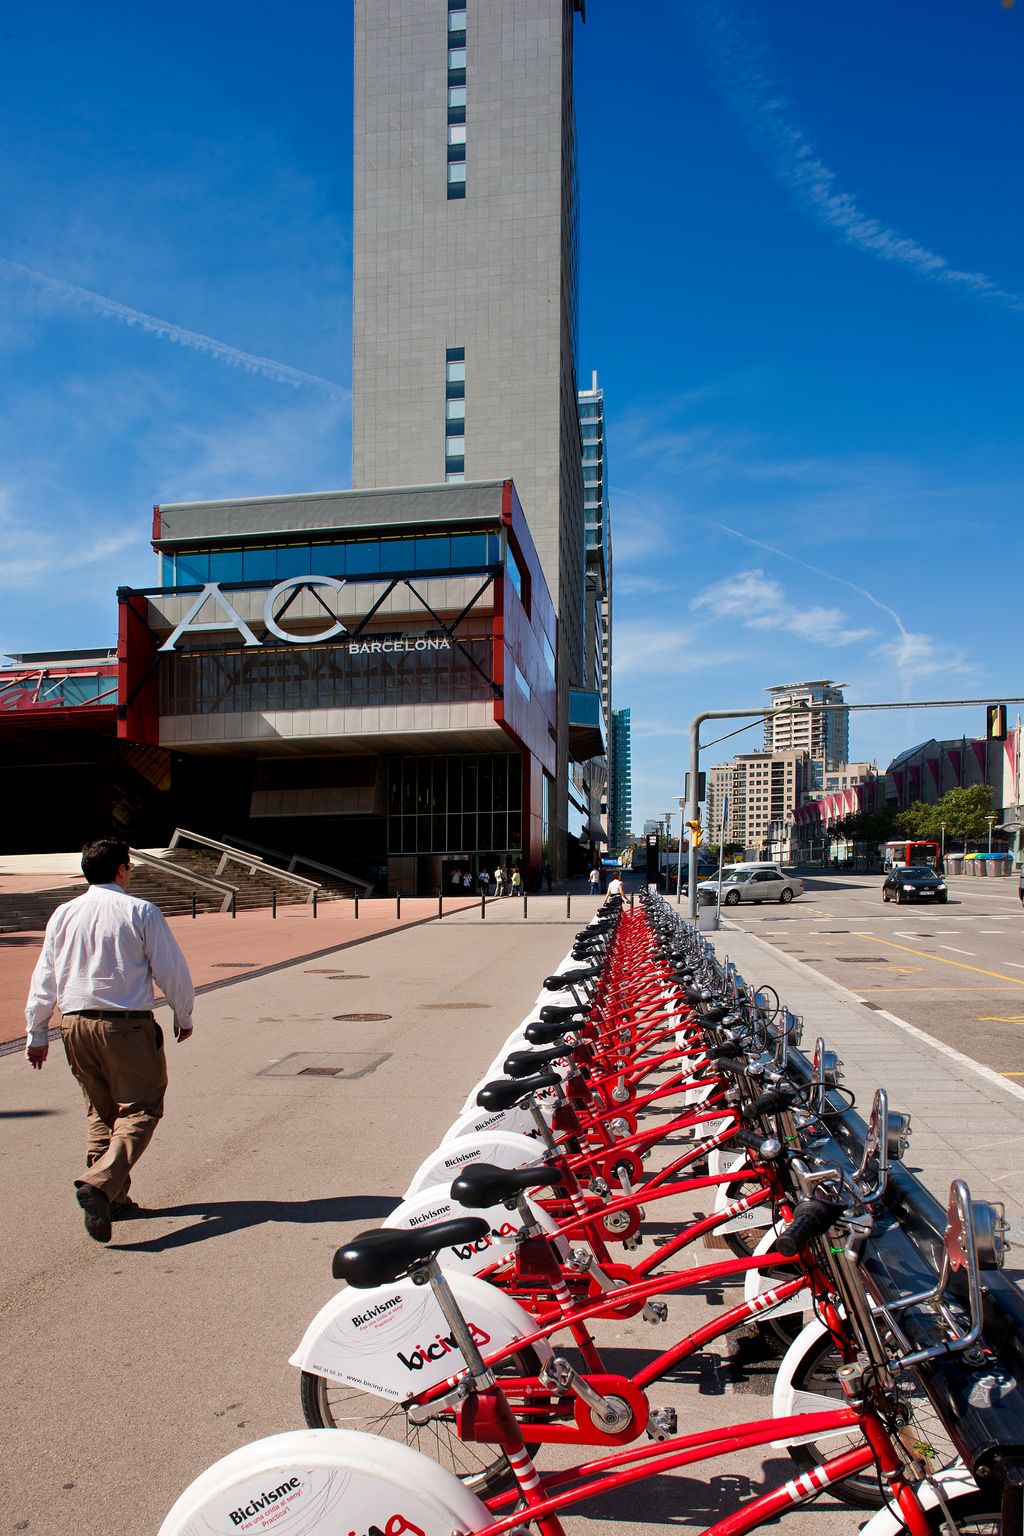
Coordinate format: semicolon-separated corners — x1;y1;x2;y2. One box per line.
0;845;353;932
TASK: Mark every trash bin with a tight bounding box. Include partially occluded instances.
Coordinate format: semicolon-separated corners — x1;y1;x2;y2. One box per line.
944;853;963;876
697;887;719;932
977;856;989;877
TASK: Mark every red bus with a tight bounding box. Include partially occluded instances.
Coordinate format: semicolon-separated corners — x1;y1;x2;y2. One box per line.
883;839;941;872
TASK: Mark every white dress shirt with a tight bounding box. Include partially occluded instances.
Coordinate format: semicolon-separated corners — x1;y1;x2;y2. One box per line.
24;883;195;1046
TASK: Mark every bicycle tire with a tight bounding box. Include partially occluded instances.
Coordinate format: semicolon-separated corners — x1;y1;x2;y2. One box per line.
883;1492;1000;1534
783;1330;957;1510
299;1346;543;1498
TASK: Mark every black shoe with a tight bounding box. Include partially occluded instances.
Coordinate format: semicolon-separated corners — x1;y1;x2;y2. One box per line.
75;1183;112;1244
110;1198;144;1221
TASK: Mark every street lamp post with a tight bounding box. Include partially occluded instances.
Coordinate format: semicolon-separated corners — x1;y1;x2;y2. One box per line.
941;822;947;862
987;814;997;854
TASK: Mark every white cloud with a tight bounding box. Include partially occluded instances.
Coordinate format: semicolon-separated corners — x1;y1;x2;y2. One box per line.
692;1;1024;314
690;567;874;648
0;256;351;400
872;632;979;688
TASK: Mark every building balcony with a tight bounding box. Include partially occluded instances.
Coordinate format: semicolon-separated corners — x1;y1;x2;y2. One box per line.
568;687;605;763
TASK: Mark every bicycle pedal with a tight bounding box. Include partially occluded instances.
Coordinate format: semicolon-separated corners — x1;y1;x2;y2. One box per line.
622;1234;642;1251
646;1406;678;1441
642;1301;668;1325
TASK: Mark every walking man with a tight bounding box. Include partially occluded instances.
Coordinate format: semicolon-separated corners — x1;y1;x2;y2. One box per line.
24;837;195;1244
587;865;601;896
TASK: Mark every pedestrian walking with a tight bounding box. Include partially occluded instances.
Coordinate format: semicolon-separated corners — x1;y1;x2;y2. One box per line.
450;867;463;890
587;865;601;896
478;867;491;896
24;836;195;1244
606;873;625;900
543;862;553;892
494;863;506;897
462;870;472;891
510;866;522;896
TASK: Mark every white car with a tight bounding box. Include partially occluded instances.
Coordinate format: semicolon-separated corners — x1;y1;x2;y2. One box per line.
697;866;804;906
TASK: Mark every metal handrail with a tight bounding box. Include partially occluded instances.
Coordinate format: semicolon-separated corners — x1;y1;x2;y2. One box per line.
223;833;372;896
129;848;237;913
167;828;320;898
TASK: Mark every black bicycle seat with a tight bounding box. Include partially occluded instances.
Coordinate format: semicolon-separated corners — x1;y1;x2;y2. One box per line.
539;1002;586;1024
332;1218;490;1287
475;1071;559;1111
504;1044;568;1077
451;1160;563;1208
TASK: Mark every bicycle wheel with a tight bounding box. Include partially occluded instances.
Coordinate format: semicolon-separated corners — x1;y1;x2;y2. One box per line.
885;1492;1000;1534
783;1330;957;1510
299;1346;542;1498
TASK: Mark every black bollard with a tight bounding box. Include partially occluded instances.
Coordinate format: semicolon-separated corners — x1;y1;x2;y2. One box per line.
272;890;277;919
566;893;571;920
481;891;486;919
354;894;359;919
438;889;443;920
230;891;236;920
396;893;401;919
522;892;528;919
312;889;318;919
191;892;196;920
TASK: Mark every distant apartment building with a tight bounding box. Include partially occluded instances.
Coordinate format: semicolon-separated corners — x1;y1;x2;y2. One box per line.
765;680;849;792
729;751;808;853
807;761;877;799
706;761;737;845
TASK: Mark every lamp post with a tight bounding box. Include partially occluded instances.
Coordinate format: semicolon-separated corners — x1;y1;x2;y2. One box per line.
940;822;947;862
987;814;997;854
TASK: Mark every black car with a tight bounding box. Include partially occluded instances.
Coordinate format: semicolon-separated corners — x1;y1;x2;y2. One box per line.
881;865;948;904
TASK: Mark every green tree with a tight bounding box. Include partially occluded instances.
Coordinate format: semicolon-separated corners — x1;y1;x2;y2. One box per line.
935;784;993;844
894;800;941;839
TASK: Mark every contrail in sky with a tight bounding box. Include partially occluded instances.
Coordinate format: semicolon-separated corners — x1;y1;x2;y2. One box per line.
0;256;350;400
690;1;1024;314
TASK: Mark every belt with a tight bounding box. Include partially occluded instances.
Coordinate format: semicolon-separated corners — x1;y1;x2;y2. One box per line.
73;1009;154;1020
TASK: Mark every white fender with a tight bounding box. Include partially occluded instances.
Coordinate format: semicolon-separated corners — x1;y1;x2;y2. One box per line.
158;1427;489;1536
744;1225;813;1319
289;1269;551;1400
682;1077;717;1108
403;1131;545;1199
712;1158;772;1233
770;1317;844;1445
858;1467;979;1535
384;1182;567;1275
443;1101;540;1143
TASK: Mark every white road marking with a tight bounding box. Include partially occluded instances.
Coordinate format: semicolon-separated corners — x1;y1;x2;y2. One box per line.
939;945;975;955
1004;962;1024;971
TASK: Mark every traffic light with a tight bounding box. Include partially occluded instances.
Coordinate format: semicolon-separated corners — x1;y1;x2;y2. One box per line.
987;704;1008;741
691;828;704;847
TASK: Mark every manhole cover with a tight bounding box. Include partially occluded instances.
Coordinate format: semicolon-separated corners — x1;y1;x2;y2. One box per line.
327;974;369;981
333;1012;391;1022
300;1065;346;1077
211;961;255;969
835;957;889;964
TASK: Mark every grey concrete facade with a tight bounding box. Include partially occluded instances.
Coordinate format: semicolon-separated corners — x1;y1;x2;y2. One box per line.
351;0;586;870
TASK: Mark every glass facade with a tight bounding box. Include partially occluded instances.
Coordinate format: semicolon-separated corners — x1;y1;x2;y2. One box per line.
387;752;522;855
159;531;500;587
159;637;493;717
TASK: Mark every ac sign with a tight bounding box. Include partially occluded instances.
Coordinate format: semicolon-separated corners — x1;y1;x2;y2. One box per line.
158;576;348;652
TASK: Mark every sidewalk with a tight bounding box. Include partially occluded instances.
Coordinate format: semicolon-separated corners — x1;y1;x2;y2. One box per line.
709;919;1024;1238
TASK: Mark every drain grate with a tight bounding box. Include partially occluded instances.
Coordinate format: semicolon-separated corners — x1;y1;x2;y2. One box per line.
862;1001;884;1011
211;961;255;969
333;1012;391;1022
835;957;889;964
262;1052;390;1080
327;974;369;981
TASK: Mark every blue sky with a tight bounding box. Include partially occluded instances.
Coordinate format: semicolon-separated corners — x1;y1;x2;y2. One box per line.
1;1;1021;831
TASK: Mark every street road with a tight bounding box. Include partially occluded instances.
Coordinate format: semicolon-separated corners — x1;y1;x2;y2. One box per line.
719;872;1024;1081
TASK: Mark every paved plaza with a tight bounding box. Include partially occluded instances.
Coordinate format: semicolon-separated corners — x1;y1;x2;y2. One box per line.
3;889;1023;1535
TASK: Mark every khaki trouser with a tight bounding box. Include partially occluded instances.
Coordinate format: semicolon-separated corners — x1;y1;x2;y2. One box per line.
60;1012;168;1204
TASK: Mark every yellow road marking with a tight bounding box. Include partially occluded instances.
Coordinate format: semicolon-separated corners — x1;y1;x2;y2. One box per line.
860;935;1024;988
978;1015;1024;1026
1003;1072;1024;1077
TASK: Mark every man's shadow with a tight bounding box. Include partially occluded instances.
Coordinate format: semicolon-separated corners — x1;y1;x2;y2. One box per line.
111;1193;400;1253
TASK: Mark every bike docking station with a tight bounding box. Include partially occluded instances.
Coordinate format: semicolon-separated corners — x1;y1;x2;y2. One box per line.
160;890;1024;1536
